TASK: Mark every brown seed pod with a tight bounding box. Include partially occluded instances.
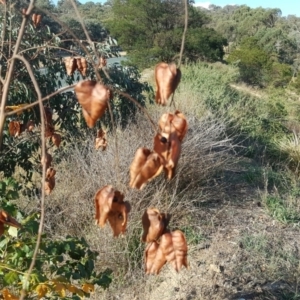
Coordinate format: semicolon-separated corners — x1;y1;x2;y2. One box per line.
64;57;77;76
142;208;170;243
75;81;112;128
98;56;107;69
8;121;22;137
26;120;35;132
107;192;131;237
153;131;181;180
43;106;54;137
32;13;42;27
145;241;163;274
44;167;56;195
155;62;181;106
158;110;188;142
94;186;130;236
129;147;163;190
95;129;107;150
75;57;87;76
41;152;52;169
51;133;61;147
160;230;188;272
145;230;188;274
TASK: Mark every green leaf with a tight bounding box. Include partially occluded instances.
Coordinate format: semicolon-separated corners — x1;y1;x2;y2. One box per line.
8;226;18;237
4;271;18;285
0;237;10;249
0;181;6;194
6;190;19;200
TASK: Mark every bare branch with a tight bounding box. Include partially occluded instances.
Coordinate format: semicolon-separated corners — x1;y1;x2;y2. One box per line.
0;0;35;148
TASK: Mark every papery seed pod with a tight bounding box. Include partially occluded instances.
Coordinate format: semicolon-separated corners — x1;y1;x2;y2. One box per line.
172;110;188;142
153;132;181;180
107;193;131;237
43;106;54;138
98;56;107;69
76;57;87;76
95;129;107;150
32;13;42;27
8;121;22;137
142;208;170;243
145;241;162;274
0;210;22;237
146;241;167;275
129;148;163;190
94;186;130;236
94;185;115;227
41;152;52;169
155;62;181;106
75;81;112;128
158;111;188;142
44;167;56;195
36;14;42;26
26;120;35;132
164;132;181;180
64;57;77;76
52;133;61;147
158;113;173;135
160;230;188;272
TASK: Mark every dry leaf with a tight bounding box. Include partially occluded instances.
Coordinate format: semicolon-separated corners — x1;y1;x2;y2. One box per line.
129;147;163;190
75;81;112;128
2;289;19;300
155;62;181;106
0;210;22;237
142;208;170;243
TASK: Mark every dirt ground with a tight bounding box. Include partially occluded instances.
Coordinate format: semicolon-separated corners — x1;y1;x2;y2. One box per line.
97;164;300;300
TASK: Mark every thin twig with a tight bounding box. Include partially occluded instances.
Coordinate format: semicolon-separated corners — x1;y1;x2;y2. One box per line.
12;56;47;300
4;84;77;117
170;0;188;108
117;90;158;133
36;7;102;82
0;1;35;148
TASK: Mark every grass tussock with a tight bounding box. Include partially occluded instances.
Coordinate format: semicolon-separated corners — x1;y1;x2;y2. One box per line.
19;107;235;291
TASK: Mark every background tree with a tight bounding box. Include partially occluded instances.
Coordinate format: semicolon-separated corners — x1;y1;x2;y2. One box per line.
107;0;226;68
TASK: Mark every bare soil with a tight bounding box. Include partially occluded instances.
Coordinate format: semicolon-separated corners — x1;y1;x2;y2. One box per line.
98;163;300;300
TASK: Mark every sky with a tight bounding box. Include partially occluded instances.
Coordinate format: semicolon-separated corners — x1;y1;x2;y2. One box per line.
194;0;299;17
79;0;299;18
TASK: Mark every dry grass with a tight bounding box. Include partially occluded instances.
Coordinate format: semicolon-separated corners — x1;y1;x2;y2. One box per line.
19;103;236;295
16;62;300;300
